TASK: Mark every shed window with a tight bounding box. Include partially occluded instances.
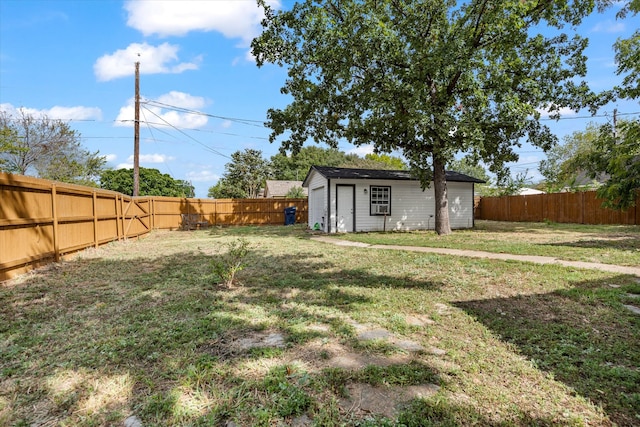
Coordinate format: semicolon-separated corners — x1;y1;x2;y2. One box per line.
370;186;391;215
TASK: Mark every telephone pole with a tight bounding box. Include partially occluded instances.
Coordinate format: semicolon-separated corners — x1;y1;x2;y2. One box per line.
133;61;140;197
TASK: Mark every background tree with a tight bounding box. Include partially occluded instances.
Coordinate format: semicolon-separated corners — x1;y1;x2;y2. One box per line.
271;146;351;180
587;0;640;209
0;109;105;185
207;179;247;199
364;153;407;170
576;120;639;209
0;126;24;172
448;156;493;196
100;167;195;197
539;123;602;192
208;149;272;199
253;0;606;234
285;186;306;198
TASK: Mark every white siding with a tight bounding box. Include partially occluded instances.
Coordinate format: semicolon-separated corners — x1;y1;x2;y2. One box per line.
447;181;476;229
305;171;329;232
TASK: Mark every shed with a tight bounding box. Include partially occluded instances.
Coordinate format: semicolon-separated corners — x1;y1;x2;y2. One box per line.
302;166;485;233
264;180;308;198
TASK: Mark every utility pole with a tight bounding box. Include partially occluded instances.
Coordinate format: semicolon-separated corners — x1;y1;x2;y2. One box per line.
612;108;618;142
133;61;140;197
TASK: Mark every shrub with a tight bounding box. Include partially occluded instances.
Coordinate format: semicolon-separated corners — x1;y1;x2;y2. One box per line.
210;238;251;286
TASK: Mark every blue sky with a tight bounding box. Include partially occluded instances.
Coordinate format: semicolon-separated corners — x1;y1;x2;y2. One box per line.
1;0;638;197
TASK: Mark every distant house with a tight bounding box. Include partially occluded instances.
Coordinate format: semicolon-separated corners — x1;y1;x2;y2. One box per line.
264;180;308;198
302;166;484;233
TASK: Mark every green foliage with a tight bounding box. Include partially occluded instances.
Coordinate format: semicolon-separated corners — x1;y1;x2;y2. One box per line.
252;0;607;234
0;109;105;185
284;186;305;198
207;178;247;199
447;156;494;196
99;167;194;197
209;149;272;198
210;238;251;287
270;146;352;180
260;366;312;417
365;153;407;170
613;1;640;99
0;126;24;172
539;123;603;192
581;120;640;210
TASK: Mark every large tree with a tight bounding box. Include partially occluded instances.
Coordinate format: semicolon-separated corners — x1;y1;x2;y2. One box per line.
100;167;195;197
208;149;272;198
0;109;105;185
252;0;606;234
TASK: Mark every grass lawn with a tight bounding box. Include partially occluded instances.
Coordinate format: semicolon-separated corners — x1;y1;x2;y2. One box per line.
1;223;639;426
338;220;640;267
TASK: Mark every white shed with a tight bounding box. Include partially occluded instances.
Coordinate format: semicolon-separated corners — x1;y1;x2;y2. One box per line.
302;166;484;233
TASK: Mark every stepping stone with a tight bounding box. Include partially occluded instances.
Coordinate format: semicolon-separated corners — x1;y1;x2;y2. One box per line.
124;416;143;427
358;329;392;340
339;382;440;419
405;315;436;327
292;414;312;426
623;305;640;315
393;339;425;352
236;332;285;350
434;303;450;315
625;293;640;299
426;347;446;356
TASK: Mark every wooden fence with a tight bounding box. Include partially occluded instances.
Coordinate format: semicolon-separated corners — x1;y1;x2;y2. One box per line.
476;191;640;225
0;172;308;281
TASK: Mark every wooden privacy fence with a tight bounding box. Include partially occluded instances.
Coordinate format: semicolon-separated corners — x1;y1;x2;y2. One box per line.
0;172;308;281
476;191;640;225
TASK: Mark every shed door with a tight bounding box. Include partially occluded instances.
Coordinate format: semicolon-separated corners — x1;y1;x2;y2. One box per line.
336;185;355;232
311;186;325;230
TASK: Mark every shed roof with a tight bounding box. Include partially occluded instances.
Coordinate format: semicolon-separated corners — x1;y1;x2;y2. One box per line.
302;166;486;187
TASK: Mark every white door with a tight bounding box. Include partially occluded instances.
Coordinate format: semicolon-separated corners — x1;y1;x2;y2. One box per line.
311;187;325;230
336;185;354;232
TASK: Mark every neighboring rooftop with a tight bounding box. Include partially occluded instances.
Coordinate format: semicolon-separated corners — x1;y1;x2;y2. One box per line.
264;180;308;198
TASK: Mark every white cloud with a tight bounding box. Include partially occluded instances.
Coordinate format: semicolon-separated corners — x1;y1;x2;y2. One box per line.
125;153;174;164
103;154;118;162
115;91;209;129
535;106;578;119
186;170;219;182
116;162;132;169
221;120;233;129
94;42;200;82
0;103;102;121
591;20;625;33
347;144;375;157
124;0;280;45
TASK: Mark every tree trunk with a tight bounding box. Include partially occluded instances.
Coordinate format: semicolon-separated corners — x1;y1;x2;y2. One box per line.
433;154;452;235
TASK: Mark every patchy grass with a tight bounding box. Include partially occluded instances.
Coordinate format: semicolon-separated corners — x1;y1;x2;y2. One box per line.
338;220;640;266
1;225;639;426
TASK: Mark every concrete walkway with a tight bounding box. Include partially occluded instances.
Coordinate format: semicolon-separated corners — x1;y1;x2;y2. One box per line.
310;236;640;278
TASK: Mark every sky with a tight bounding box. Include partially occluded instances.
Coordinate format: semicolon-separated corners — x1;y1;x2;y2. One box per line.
1;0;638;198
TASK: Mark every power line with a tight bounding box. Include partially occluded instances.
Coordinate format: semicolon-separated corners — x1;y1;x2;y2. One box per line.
141;105;231;160
142;99;267;128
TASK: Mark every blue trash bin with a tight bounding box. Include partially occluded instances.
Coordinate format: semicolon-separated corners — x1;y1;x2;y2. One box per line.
284;206;296;225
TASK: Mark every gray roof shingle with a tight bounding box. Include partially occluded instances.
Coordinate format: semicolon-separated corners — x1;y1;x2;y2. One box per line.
302;166;486;186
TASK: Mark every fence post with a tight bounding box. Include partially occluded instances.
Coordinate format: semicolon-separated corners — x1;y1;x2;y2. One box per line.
51;183;60;262
93;190;99;248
